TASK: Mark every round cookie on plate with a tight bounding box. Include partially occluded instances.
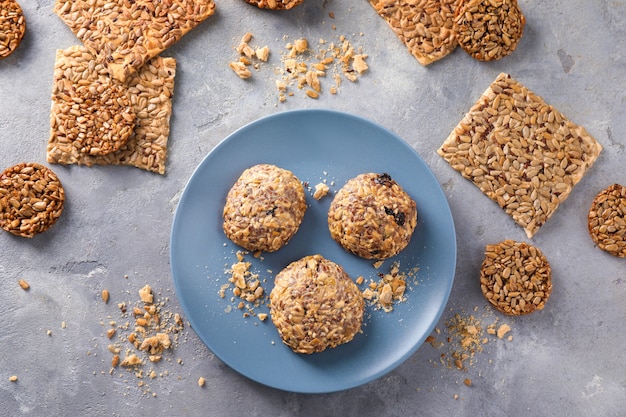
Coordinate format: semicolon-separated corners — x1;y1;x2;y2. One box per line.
328;172;417;260
0;162;65;238
223;163;306;253
587;184;626;258
454;0;525;61
269;254;364;354
242;0;303;10
0;0;26;59
480;240;552;316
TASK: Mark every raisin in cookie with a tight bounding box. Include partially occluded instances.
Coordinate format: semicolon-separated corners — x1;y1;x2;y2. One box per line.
223;164;306;253
328;173;417;259
269;254;364;354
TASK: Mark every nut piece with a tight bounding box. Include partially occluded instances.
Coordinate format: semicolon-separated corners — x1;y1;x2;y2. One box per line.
139;285;153;304
139;284;154;304
101;289;110;303
0;162;65;238
480;240;552;316
0;0;26;59
587;184;626;257
18;279;30;290
269;255;364;354
454;0;525;61
229;61;252;79
437;73;602;238
313;183;329;200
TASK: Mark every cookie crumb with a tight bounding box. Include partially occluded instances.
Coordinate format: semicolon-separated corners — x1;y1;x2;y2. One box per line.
138;285;153;304
9;375;17;382
18;279;30;290
198;377;206;387
313;182;329;200
496;323;511;339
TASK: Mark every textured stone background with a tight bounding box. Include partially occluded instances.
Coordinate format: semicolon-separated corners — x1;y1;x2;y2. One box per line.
1;1;625;415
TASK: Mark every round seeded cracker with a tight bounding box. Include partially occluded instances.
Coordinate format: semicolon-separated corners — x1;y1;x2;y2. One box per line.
0;0;26;59
587;184;626;258
0;163;65;238
454;0;525;61
269;254;364;354
480;240;552;316
53;80;136;156
242;0;303;10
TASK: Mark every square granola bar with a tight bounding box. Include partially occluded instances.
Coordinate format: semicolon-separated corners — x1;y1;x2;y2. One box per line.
438;72;602;238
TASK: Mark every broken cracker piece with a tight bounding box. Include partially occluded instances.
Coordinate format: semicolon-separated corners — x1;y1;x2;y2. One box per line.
368;0;461;66
54;0;215;82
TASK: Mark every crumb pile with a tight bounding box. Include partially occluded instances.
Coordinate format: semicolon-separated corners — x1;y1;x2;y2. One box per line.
99;283;187;397
426;306;513;371
361;261;417;312
230;32;369;102
219;251;269;320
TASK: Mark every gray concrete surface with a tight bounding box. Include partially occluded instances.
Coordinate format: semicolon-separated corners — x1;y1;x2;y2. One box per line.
1;0;625;416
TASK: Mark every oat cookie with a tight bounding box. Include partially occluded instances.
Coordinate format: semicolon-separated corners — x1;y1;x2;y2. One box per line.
47;46;176;174
328;173;417;259
269;254;364;354
243;0;303;9
480;240;552;316
0;163;65;238
454;0;525;61
0;0;26;59
368;0;462;66
54;0;215;82
223;164;306;253
438;73;602;238
587;184;626;258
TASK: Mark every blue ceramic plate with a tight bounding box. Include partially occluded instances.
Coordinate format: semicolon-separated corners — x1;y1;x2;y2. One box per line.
170;109;456;393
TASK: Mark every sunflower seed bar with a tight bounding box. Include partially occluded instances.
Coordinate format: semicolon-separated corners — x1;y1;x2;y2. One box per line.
54;0;214;82
368;0;462;66
438;73;602;238
47;46;176;175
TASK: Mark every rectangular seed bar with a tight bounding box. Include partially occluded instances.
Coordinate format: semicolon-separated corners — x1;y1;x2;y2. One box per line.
368;0;461;66
54;0;215;82
438;72;603;238
47;46;176;175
